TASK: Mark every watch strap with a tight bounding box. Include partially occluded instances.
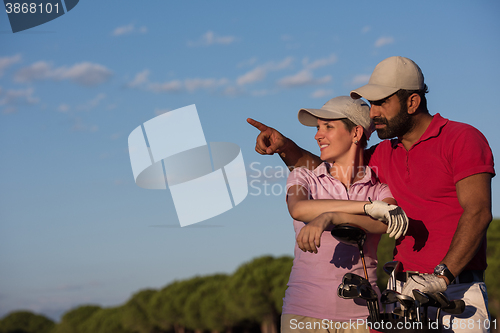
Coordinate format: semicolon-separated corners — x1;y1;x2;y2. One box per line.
435;264;455;283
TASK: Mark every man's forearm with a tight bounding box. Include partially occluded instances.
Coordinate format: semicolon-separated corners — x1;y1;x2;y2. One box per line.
440;209;491;280
279;137;322;171
442;173;493;282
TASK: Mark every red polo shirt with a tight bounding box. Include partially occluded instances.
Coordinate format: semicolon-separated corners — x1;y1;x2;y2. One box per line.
368;113;495;273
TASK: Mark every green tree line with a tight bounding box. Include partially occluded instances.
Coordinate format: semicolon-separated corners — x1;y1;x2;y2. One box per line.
0;255;292;333
2;219;499;333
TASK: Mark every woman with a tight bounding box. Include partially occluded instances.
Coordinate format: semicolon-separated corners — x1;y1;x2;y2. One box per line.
281;96;408;333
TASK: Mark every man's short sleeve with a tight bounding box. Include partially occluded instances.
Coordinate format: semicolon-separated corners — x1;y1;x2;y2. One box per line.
449;125;495;184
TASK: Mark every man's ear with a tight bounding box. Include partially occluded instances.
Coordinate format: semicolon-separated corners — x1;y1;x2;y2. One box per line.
407;93;421;114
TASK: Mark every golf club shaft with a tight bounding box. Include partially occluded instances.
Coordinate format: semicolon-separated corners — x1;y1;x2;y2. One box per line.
359;249;369;281
366;300;373;322
361;257;368;281
390;272;395;291
415;302;421;323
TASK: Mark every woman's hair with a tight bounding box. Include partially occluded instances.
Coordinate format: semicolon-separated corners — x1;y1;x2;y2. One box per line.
339;118;368;149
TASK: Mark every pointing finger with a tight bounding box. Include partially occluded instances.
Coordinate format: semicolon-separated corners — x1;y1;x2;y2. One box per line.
247;118;269;132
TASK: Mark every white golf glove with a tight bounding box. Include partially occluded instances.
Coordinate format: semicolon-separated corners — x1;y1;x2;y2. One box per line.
401;274;447;297
364;200;409;239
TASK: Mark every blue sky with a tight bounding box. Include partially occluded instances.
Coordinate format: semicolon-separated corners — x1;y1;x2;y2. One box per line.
1;0;499;321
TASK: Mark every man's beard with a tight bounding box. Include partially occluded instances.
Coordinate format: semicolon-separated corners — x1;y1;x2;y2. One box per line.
373;104;415;139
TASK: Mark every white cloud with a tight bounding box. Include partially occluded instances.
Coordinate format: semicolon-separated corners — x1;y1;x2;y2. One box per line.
72;117;98;132
362;26;371;34
87;93;106;108
188;31;237;46
272;57;294;70
113;24;134;36
58;103;70;112
311;89;334;99
74;120;86;131
2;107;17;114
184;78;228;92
278;70;331;87
74;93;106;111
375;36;394;48
15;61;112;86
0;54;21;77
221;86;243;97
279;70;311;86
127;69;229;94
303;54;338;70
237;57;258;68
57;94;106;113
147;80;183;93
351;74;370;86
128;69;150;87
237;56;293;86
281;34;293;41
146;78;227;93
14;61;51;82
0;87;39;106
251;89;272;97
237;66;266;86
54;63;112;86
0;87;39;114
112;24;148;36
264;54;337;89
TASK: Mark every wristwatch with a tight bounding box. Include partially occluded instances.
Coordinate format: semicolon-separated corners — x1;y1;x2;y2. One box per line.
434;263;455;283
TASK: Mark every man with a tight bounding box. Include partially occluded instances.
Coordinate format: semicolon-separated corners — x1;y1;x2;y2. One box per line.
248;56;495;332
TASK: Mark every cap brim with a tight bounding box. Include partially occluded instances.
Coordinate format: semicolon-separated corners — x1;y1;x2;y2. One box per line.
350;84;399;101
298;108;346;126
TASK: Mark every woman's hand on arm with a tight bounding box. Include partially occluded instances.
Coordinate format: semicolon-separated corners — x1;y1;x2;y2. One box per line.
297;211;389;253
296;212;336;253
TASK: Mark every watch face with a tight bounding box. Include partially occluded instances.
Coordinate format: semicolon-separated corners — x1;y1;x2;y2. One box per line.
434;264;446;274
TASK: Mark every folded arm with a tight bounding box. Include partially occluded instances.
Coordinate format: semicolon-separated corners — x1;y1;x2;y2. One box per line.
287;185;374;222
287;184;409;252
287;185;398;223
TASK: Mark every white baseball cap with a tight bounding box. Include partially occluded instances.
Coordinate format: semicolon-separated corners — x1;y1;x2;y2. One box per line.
298;96;373;139
350;56;425;101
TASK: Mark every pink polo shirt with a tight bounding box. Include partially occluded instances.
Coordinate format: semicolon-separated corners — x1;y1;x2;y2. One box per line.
282;163;393;321
368;113;495;273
